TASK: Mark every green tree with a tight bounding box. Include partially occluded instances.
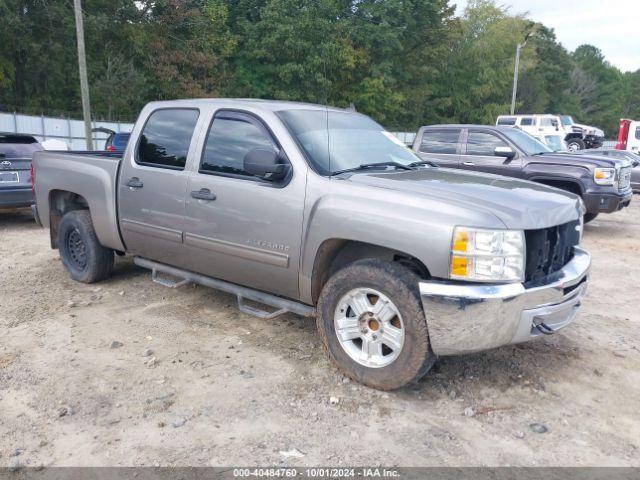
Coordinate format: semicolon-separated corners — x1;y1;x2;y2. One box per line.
518;25;576;115
570;45;626;136
435;0;530;124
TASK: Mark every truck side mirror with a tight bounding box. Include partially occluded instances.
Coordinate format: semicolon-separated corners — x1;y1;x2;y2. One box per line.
494;146;515;159
243;148;289;181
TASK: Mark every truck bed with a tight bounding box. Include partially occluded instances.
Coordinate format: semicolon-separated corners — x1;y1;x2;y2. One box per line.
32;150;126;252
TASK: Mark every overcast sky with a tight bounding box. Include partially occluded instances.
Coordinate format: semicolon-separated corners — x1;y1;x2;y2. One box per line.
454;0;640;72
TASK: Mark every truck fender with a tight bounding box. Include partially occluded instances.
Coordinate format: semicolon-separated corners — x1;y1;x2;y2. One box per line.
297;194;478;305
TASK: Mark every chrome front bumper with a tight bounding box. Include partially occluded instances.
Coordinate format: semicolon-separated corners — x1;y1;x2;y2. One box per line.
419;247;591;356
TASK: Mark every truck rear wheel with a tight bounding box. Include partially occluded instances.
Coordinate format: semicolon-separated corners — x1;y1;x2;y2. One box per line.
317;259;435;390
58;210;114;283
567;138;585;151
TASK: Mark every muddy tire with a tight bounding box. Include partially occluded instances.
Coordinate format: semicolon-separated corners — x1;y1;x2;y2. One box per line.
317;259;435;390
567;138;585;151
57;210;114;283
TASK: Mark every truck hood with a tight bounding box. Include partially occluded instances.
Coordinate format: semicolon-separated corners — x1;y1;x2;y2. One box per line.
347;167;581;230
545;152;632;169
573;123;605;138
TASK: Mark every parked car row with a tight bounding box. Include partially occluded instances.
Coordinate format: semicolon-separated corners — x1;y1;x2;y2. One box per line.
2;99;636;390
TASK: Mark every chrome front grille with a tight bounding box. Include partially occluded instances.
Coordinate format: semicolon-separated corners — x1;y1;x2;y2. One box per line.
618;167;631;190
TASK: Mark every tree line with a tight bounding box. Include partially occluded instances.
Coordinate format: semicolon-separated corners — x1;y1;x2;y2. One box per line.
1;0;638;137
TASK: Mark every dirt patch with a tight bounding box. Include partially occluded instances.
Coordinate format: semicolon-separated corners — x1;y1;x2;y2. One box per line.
1;204;639;467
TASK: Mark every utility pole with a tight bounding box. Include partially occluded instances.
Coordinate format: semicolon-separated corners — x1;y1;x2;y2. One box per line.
73;0;92;150
510;43;522;115
510;31;534;116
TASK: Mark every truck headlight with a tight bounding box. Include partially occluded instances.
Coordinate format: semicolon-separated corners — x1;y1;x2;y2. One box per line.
450;227;525;282
594;168;616;185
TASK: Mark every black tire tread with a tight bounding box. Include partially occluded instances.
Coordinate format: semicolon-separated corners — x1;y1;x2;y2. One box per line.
316;259;435;390
57;209;114;283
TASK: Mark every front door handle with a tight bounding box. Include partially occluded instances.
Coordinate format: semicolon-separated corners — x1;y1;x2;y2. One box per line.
191;188;217;201
462;161;475;166
126;177;144;189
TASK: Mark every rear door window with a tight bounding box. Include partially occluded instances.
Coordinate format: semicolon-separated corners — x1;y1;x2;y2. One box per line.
136;109;199;170
519;117;535;126
419;130;460;154
465;131;509;156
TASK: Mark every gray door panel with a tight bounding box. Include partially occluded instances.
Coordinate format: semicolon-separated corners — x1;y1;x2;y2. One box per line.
181;110;304;300
118;108;201;262
183;176;304;299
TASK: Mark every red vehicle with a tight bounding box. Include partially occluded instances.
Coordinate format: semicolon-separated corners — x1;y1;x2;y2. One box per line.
615;119;640;153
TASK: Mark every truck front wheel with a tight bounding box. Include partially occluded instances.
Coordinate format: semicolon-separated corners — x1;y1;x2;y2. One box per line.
57;210;114;283
567;138;585;151
317;259;435;390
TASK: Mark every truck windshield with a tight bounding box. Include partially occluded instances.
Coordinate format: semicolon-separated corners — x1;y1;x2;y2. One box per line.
276;109;423;175
544;135;567;152
560;115;574;126
502;128;553;155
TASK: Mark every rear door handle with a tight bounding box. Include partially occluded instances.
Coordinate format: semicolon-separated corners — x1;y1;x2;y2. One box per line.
462;162;475;166
126;177;143;189
191;188;216;201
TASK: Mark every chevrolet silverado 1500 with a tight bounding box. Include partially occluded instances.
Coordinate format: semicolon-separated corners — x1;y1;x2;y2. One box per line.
32;99;590;390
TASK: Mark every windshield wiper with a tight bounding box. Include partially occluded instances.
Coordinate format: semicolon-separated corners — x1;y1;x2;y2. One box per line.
330;161;415;176
408;160;436;168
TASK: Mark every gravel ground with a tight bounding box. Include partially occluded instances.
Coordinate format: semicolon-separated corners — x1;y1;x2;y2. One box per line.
1;202;639;468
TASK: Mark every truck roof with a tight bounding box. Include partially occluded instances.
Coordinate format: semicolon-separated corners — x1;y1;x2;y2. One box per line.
144;98;349;113
496;114;558;118
420;124;514;131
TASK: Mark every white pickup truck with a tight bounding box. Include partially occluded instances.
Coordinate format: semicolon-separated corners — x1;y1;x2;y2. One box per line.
497;114;605;151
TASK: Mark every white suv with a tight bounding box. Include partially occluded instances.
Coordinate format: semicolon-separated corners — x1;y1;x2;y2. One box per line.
496;114;604;151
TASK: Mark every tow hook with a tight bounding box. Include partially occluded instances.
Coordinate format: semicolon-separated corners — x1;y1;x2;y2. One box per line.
534;322;556;335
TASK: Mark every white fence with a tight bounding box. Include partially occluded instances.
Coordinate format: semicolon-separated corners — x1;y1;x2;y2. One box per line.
1;111;417;151
0;111;134;150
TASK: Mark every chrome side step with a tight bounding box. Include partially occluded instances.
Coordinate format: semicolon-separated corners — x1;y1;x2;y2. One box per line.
134;257;316;319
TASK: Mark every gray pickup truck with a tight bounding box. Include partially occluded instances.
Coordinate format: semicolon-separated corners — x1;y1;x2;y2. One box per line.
412;125;633;223
32;99;590;390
